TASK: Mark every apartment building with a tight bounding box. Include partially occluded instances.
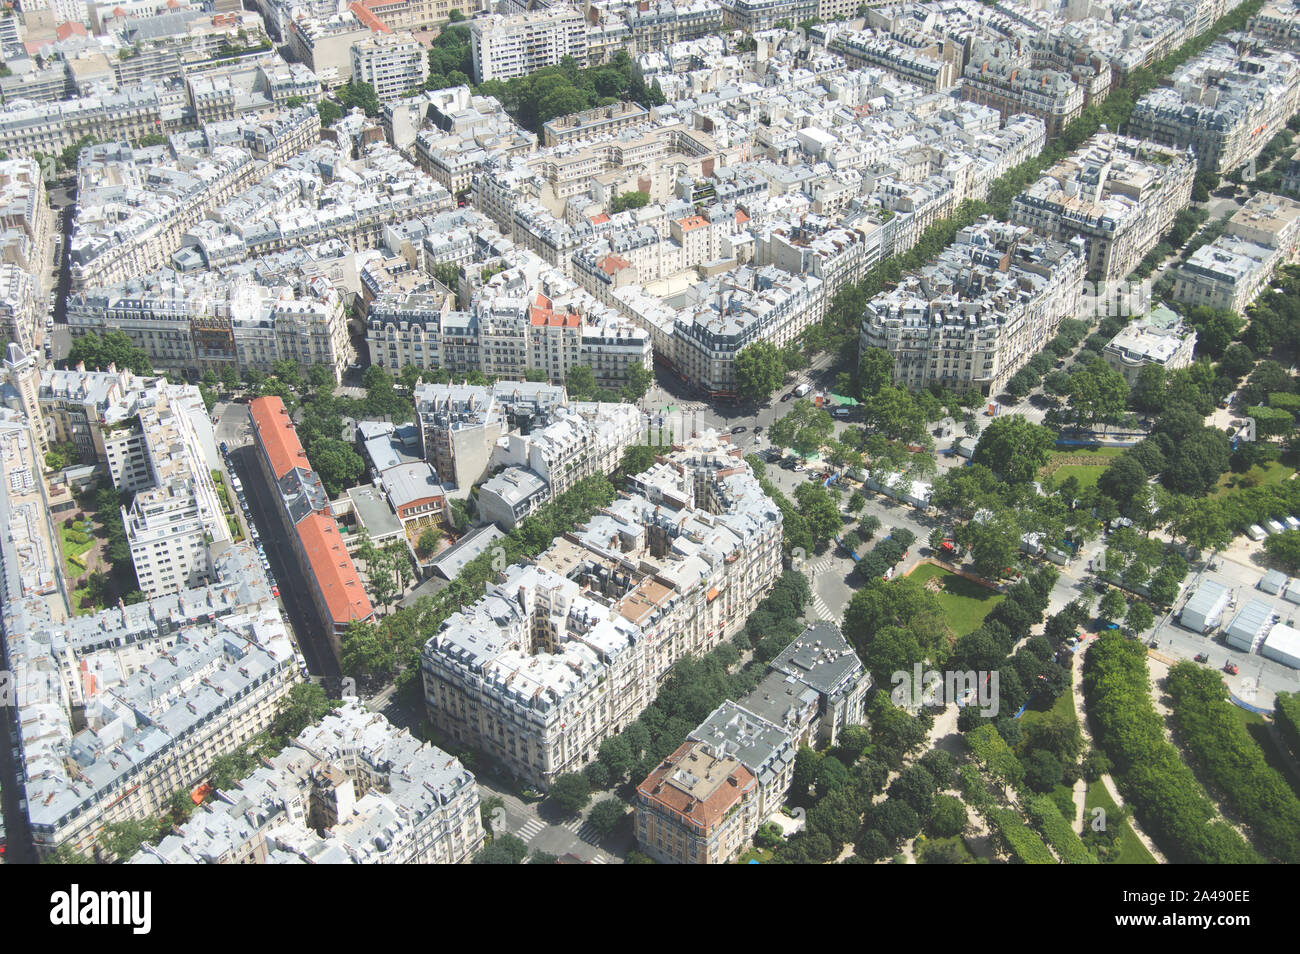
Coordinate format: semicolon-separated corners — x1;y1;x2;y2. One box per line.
1173;191;1300;312
470;9;589;83
1009;132;1196;283
3;535;299;859
1127;39;1300;174
421;433;783;788
112;380;232;597
249;396;373;647
829;31;963;92
67;269;352;384
635;621;869;863
636;742;759;865
1101;303;1198;385
131;702;485;864
960;43;1084;141
716;0;816;31
489;400;643;501
860;218;1086;397
368;254;651;392
350;30;430;103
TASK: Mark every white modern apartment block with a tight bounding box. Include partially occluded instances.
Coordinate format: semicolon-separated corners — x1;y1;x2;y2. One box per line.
1010;132;1196;283
470;9;589;83
1173;191;1300;313
131;702;485;864
117;382;231;597
421;432;783;788
860;218;1087;397
350;30;430;103
489;400;643;500
1101;303;1198;385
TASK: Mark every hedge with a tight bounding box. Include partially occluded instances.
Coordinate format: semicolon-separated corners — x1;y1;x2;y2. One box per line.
1277;692;1300;763
1083;633;1261;864
1025;794;1097;864
988;806;1057;864
1166;664;1300;863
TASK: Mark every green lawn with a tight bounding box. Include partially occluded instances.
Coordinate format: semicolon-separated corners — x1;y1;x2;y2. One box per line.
1041;447;1123;491
1084;781;1157;864
908;563;1003;636
915;834;977;864
1215;459;1298;496
59;523;95;578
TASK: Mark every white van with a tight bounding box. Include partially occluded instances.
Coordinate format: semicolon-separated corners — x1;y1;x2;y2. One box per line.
1247;524;1267;541
793;383;811;398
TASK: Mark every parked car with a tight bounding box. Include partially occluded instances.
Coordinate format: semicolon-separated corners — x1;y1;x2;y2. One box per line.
753;425;763;434
780;392;793;402
731;425;747;434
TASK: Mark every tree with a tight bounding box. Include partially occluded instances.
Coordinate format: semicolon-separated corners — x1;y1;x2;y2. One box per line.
1125;598;1155;635
856;829;891;860
309;438;365;497
875;800;921;846
621;363;653;402
587;798;627;838
863;386;925;443
67;330;152;375
734;341;786;404
473;834;528;864
1067;360;1129;429
1099;588;1126;623
548;773;591;816
610;190;650;213
792;482;842;546
955;507;1021;580
1023;749;1064;793
972;415;1054;484
1264;530;1300;574
416;526;442;559
857;347;894;399
337;79;381;117
770;399;833;456
100;819;156;860
565;365;597;400
317;99;343;126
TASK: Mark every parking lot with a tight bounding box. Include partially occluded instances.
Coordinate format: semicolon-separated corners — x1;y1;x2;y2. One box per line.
1147;538;1300;709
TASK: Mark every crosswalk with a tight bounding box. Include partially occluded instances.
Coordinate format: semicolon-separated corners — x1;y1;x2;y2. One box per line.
562;816;603;843
513;816;546;843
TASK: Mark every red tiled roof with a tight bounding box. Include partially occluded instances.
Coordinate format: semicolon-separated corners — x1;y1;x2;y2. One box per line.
598;254;631;276
736;209;750;225
589;213;610;225
529;292;580;327
249;396;309;480
677;215;709;232
636;742;754;832
296;513;373;627
55;21;88;41
349;1;393;32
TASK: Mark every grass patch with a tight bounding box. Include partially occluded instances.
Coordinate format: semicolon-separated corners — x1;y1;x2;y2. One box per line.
1041;447;1123;490
1084;781;1157;864
736;846;775;864
1215;459;1297;496
60;523;96;578
907;563;1003;636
